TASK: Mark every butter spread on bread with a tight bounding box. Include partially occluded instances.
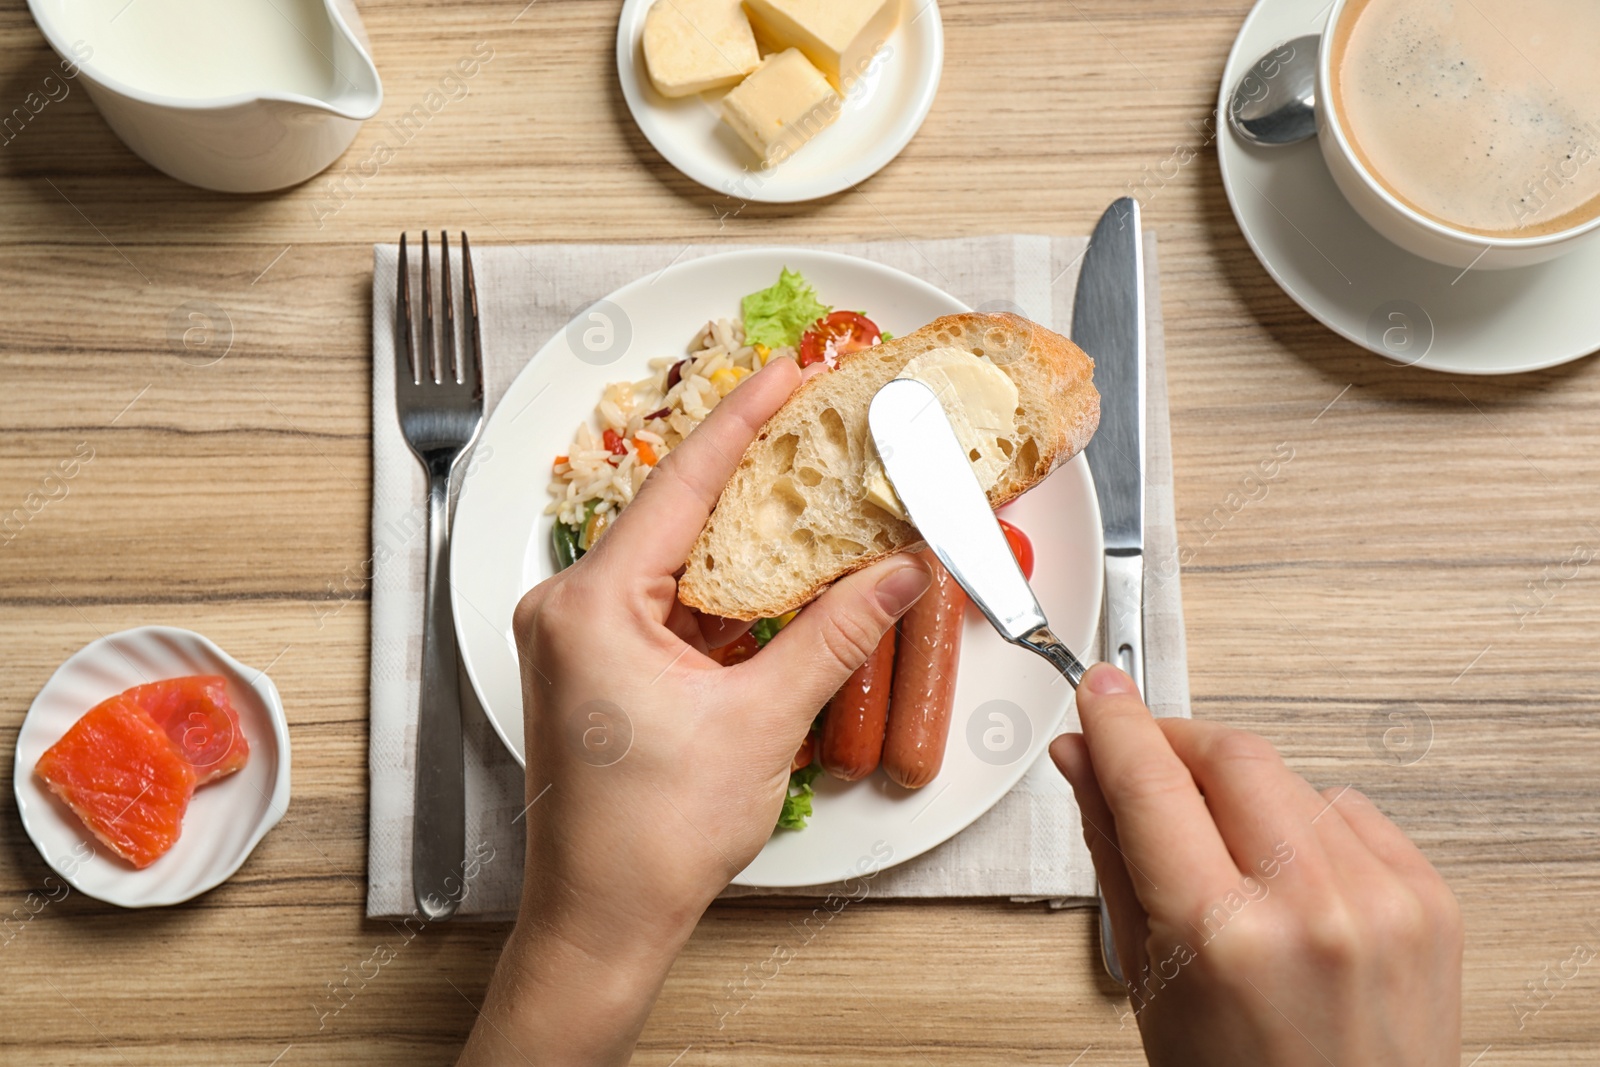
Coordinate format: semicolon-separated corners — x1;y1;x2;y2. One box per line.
861;347;1020;521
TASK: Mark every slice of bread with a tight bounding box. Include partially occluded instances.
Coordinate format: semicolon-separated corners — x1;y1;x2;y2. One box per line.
677;313;1100;620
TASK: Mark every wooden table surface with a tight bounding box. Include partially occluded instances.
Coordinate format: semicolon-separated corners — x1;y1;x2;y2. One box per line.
4;0;1598;1063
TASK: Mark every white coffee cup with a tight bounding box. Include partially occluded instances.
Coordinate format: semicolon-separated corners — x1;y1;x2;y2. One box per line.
1316;0;1600;271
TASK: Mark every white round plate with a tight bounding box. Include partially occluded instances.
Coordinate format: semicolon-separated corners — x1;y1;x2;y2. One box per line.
1218;0;1600;374
13;626;291;908
451;247;1103;888
616;0;943;203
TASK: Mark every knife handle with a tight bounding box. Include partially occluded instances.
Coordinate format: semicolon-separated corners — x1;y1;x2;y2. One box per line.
1097;889;1126;986
1097;552;1144;988
1015;624;1088;688
1102;553;1145;695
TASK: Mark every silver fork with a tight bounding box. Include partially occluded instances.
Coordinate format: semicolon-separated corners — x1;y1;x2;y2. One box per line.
395;231;484;921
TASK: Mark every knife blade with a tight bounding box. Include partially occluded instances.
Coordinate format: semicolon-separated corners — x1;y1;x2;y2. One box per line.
1073;196;1147;989
1075;196;1146;690
867;378;1087;686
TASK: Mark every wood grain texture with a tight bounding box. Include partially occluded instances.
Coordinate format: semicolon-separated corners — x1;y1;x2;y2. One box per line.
2;0;1598;1063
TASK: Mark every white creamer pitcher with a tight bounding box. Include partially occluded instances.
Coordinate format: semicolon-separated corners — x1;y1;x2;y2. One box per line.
27;0;382;193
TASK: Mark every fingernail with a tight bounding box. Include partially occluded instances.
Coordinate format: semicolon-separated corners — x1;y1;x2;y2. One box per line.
1084;663;1136;695
1048;734;1084;789
875;560;932;616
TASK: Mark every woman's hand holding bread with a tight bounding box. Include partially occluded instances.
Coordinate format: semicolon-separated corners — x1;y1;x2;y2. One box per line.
458;356;931;1067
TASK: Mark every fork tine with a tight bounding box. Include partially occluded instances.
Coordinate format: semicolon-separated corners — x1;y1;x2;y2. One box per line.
421;230;436;384
461;232;483;398
441;231;458;385
398;232;417;386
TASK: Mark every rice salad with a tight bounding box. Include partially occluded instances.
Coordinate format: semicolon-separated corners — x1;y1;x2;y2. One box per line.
545;316;792;548
546;268;884;569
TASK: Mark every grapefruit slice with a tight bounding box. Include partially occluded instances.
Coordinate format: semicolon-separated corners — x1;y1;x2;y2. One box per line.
35;696;197;869
125;675;249;784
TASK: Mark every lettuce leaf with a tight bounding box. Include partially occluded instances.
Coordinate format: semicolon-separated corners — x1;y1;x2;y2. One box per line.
750;617;784;647
776;764;822;831
742;268;831;349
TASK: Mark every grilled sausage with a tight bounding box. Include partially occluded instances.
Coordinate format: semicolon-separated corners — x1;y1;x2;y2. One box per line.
819;629;897;780
882;551;966;789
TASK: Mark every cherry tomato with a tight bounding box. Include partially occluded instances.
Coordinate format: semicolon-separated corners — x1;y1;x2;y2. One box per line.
709;630;761;666
601;428;628;456
999;517;1034;580
798;311;882;369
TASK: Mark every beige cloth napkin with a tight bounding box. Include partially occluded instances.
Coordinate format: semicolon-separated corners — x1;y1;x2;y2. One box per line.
367;235;1189;920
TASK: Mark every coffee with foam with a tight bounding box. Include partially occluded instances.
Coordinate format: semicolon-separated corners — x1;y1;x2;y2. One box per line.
1331;0;1600;238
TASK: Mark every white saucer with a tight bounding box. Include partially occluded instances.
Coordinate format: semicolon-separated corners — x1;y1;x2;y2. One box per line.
1218;0;1600;375
12;626;291;908
616;0;943;203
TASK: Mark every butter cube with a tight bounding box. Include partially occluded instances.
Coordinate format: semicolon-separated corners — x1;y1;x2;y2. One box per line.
721;48;840;165
643;0;762;98
742;0;899;90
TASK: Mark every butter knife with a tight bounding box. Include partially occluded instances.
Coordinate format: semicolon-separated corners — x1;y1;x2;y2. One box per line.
1073;196;1147;988
867;379;1088;684
870;378;1099;983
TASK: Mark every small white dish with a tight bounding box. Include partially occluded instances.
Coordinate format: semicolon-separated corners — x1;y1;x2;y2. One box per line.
13;626;291;908
616;0;943;203
450;247;1103;888
1218;0;1600;374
